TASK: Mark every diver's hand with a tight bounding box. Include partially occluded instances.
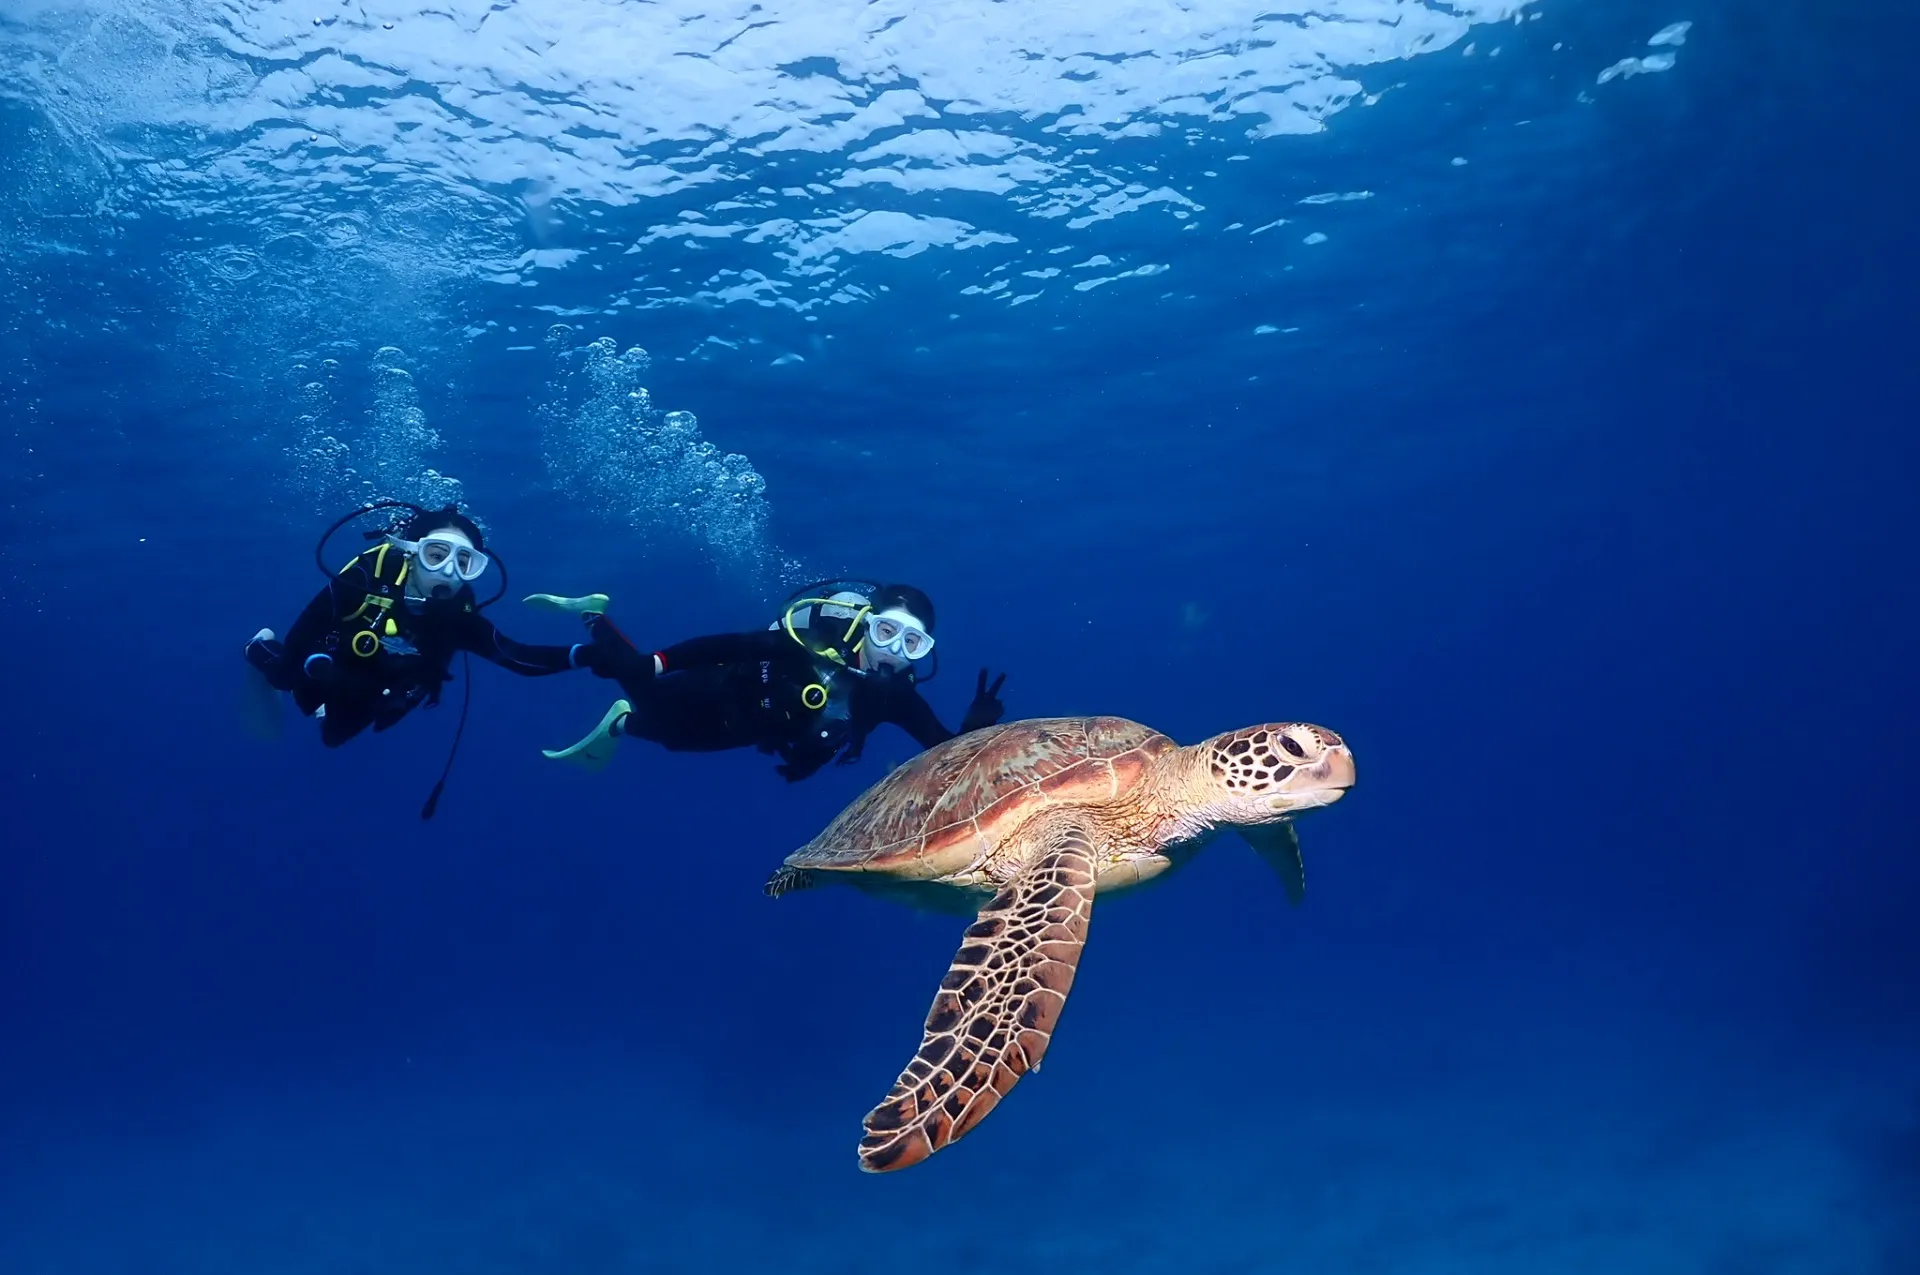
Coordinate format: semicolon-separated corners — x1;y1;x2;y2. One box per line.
568;642;615;677
835;745;864;767
959;668;1007;734
587;617;654;681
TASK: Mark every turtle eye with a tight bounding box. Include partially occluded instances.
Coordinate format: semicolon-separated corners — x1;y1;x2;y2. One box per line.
1280;733;1307;759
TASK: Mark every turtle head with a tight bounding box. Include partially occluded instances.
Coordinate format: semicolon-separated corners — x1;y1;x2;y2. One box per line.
1190;722;1355;824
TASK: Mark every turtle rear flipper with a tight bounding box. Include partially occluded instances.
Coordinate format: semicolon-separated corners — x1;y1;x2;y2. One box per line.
1239;821;1306;905
857;815;1098;1173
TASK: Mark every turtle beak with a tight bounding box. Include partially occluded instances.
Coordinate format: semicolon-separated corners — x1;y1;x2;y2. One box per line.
1266;743;1355;812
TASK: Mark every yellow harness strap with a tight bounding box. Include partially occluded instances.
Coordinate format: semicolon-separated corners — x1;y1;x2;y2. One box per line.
341;543;411;656
782;595;868;667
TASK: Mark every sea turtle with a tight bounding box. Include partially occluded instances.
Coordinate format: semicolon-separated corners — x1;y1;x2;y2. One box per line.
764;714;1356;1172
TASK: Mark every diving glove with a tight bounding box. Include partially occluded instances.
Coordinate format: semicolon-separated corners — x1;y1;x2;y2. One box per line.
586;614;655;681
958;668;1008;734
567;643;617;677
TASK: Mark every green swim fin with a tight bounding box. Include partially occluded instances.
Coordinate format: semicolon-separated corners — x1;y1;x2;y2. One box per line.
542;699;630;773
239;663;284;742
523;592;611;617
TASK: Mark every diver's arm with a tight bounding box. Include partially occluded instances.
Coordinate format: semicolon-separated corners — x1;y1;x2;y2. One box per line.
834;716;876;767
455;612;588;677
279;570;368;660
776;741;835;783
652;629;792;673
278;584;342;659
880;682;958;750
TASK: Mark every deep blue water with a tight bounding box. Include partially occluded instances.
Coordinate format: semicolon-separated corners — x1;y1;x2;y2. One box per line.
3;0;1917;1271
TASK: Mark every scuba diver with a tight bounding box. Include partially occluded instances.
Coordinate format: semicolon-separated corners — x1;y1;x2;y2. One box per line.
244;501;613;815
529;580;1008;783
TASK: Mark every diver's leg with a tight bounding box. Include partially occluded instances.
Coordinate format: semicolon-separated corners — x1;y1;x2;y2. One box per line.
585;614;654;679
542;671;745;769
245;629;302;692
318;697;377;748
618;673;752;752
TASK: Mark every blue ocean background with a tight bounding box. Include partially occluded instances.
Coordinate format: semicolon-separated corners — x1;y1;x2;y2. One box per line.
3;0;1916;1270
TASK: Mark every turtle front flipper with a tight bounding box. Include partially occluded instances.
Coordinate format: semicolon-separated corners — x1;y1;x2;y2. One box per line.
763;865;816;897
1239;821;1306;905
858;817;1099;1173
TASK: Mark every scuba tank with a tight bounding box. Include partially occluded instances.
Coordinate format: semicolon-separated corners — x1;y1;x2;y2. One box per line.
770;579;884;669
767;579;881;731
768;577;941;686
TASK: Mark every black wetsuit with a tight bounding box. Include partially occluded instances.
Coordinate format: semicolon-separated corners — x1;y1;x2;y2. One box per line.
589;618;1002;782
249;553;588;747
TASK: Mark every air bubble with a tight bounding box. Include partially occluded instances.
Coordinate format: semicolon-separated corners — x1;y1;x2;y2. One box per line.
319;212;367;248
206;247;261;282
290;345;464;515
537;329;782;581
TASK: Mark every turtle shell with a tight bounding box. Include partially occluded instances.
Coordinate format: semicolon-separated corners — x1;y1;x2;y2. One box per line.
785;716;1175;880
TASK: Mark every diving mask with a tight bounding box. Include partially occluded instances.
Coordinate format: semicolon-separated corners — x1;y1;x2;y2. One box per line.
865;608;934;662
397;530;489;587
